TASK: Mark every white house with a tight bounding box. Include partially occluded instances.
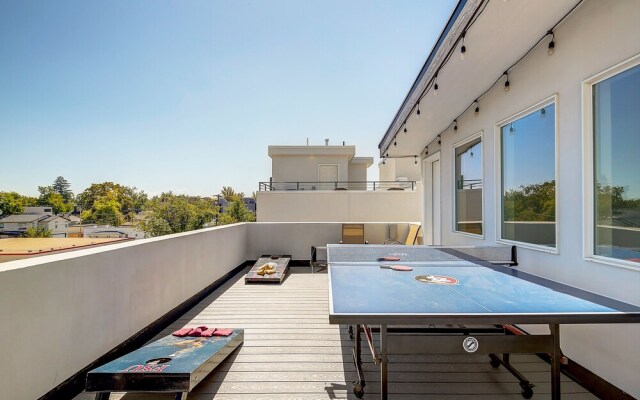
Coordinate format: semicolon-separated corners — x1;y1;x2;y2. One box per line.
379;0;640;396
267;141;374;190
257;142;423;224
0;213;70;237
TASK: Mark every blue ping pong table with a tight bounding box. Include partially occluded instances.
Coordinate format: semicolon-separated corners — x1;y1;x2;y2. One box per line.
327;244;640;400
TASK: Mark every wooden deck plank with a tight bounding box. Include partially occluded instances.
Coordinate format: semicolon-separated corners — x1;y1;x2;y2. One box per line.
76;270;597;400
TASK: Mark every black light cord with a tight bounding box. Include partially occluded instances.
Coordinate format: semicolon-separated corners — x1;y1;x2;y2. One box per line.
384;0;584;158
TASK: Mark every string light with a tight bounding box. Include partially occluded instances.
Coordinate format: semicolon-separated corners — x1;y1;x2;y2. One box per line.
426;146;429;154
382;158;386;165
394;137;397;146
433;74;439;96
547;30;555;55
541;108;547;118
509;123;515;135
454;119;458;131
437;135;441;145
414;155;418;165
383;0;583;157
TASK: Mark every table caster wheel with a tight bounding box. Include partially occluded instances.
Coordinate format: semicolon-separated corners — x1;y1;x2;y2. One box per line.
348;325;354;340
353;383;364;398
520;384;533;399
490;358;501;368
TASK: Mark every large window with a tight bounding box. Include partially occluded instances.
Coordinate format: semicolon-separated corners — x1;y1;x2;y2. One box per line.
500;101;556;248
592;64;640;264
454;134;482;235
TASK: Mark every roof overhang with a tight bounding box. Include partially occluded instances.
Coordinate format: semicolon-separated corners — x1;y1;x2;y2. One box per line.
351;157;374;168
378;0;580;157
268;145;356;158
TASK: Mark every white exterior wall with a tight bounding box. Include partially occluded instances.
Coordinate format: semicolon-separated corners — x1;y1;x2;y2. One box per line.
272;155;350;182
421;1;640;395
256;188;422;223
347;162;367;182
42;218;69;237
0;224;248;400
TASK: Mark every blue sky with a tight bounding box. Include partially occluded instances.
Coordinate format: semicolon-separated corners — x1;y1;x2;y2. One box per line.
0;0;457;197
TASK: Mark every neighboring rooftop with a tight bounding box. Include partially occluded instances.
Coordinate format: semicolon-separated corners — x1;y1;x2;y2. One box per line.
0;237;132;263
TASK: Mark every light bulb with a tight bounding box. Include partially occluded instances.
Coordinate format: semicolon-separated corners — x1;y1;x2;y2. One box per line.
504;80;510;92
548;40;555;56
460;45;466;60
433;83;439;96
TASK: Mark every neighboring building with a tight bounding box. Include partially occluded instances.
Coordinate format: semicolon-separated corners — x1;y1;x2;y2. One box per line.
23;206;53;214
0;213;70;237
267;141;373;190
242;197;256;213
67;224;147;239
0;237;132;263
257;141;422;223
378;0;640;395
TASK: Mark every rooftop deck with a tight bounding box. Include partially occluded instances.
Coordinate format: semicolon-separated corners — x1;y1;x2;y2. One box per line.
75;266;596;400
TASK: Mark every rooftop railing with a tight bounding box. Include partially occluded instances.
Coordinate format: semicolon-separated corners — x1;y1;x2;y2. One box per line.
259;180;416;191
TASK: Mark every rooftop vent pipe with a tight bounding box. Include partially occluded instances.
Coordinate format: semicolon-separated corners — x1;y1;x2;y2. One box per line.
325;139;329;146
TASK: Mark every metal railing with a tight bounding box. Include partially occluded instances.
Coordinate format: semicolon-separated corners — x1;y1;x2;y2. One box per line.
457;179;483;190
259;181;416;191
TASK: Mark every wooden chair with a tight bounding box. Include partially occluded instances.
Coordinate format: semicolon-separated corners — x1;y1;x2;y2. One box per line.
385;223;422;245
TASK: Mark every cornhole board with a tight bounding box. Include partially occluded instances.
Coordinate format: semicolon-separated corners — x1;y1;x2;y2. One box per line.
245;254;291;283
86;329;244;399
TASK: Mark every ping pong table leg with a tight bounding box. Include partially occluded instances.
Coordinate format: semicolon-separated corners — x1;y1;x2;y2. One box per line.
352;324;366;398
94;393;110;400
380;324;388;400
550;324;561;400
175;392;188;400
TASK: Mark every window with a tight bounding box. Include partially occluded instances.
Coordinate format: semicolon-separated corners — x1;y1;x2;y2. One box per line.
454;134;482;235
592;64;640;264
499;100;556;248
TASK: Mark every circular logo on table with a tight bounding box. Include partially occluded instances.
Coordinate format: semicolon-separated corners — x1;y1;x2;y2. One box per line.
463;337;479;353
415;275;459;285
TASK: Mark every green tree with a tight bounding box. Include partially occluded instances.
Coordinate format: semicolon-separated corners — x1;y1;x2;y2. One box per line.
140;192;218;237
82;192;124;226
37;186;74;214
0;192;37;216
23;226;52;238
221;186;244;203
503;181;555;222
77;182;147;224
52;176;74;203
218;200;255;225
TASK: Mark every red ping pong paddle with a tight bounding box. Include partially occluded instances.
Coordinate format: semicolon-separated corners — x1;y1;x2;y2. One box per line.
380;264;413;271
378;256;400;261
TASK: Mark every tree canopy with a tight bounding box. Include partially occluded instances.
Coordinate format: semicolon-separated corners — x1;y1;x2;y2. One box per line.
78;182;147;224
37;185;74;214
140;192;219;237
218;200;256;225
221;186;244;203
0;192;37;216
52;176;74;203
503;181;555;222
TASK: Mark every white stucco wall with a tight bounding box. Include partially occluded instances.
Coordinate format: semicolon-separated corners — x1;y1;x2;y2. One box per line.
419;1;640;395
0;224;248;400
271;155;350;182
256;188;423;223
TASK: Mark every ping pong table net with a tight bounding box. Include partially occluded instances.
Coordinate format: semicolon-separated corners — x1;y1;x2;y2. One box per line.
327;244;517;266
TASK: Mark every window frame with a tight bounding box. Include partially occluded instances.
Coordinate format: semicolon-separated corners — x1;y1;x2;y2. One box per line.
494;94;559;253
451;131;484;239
582;53;640;270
